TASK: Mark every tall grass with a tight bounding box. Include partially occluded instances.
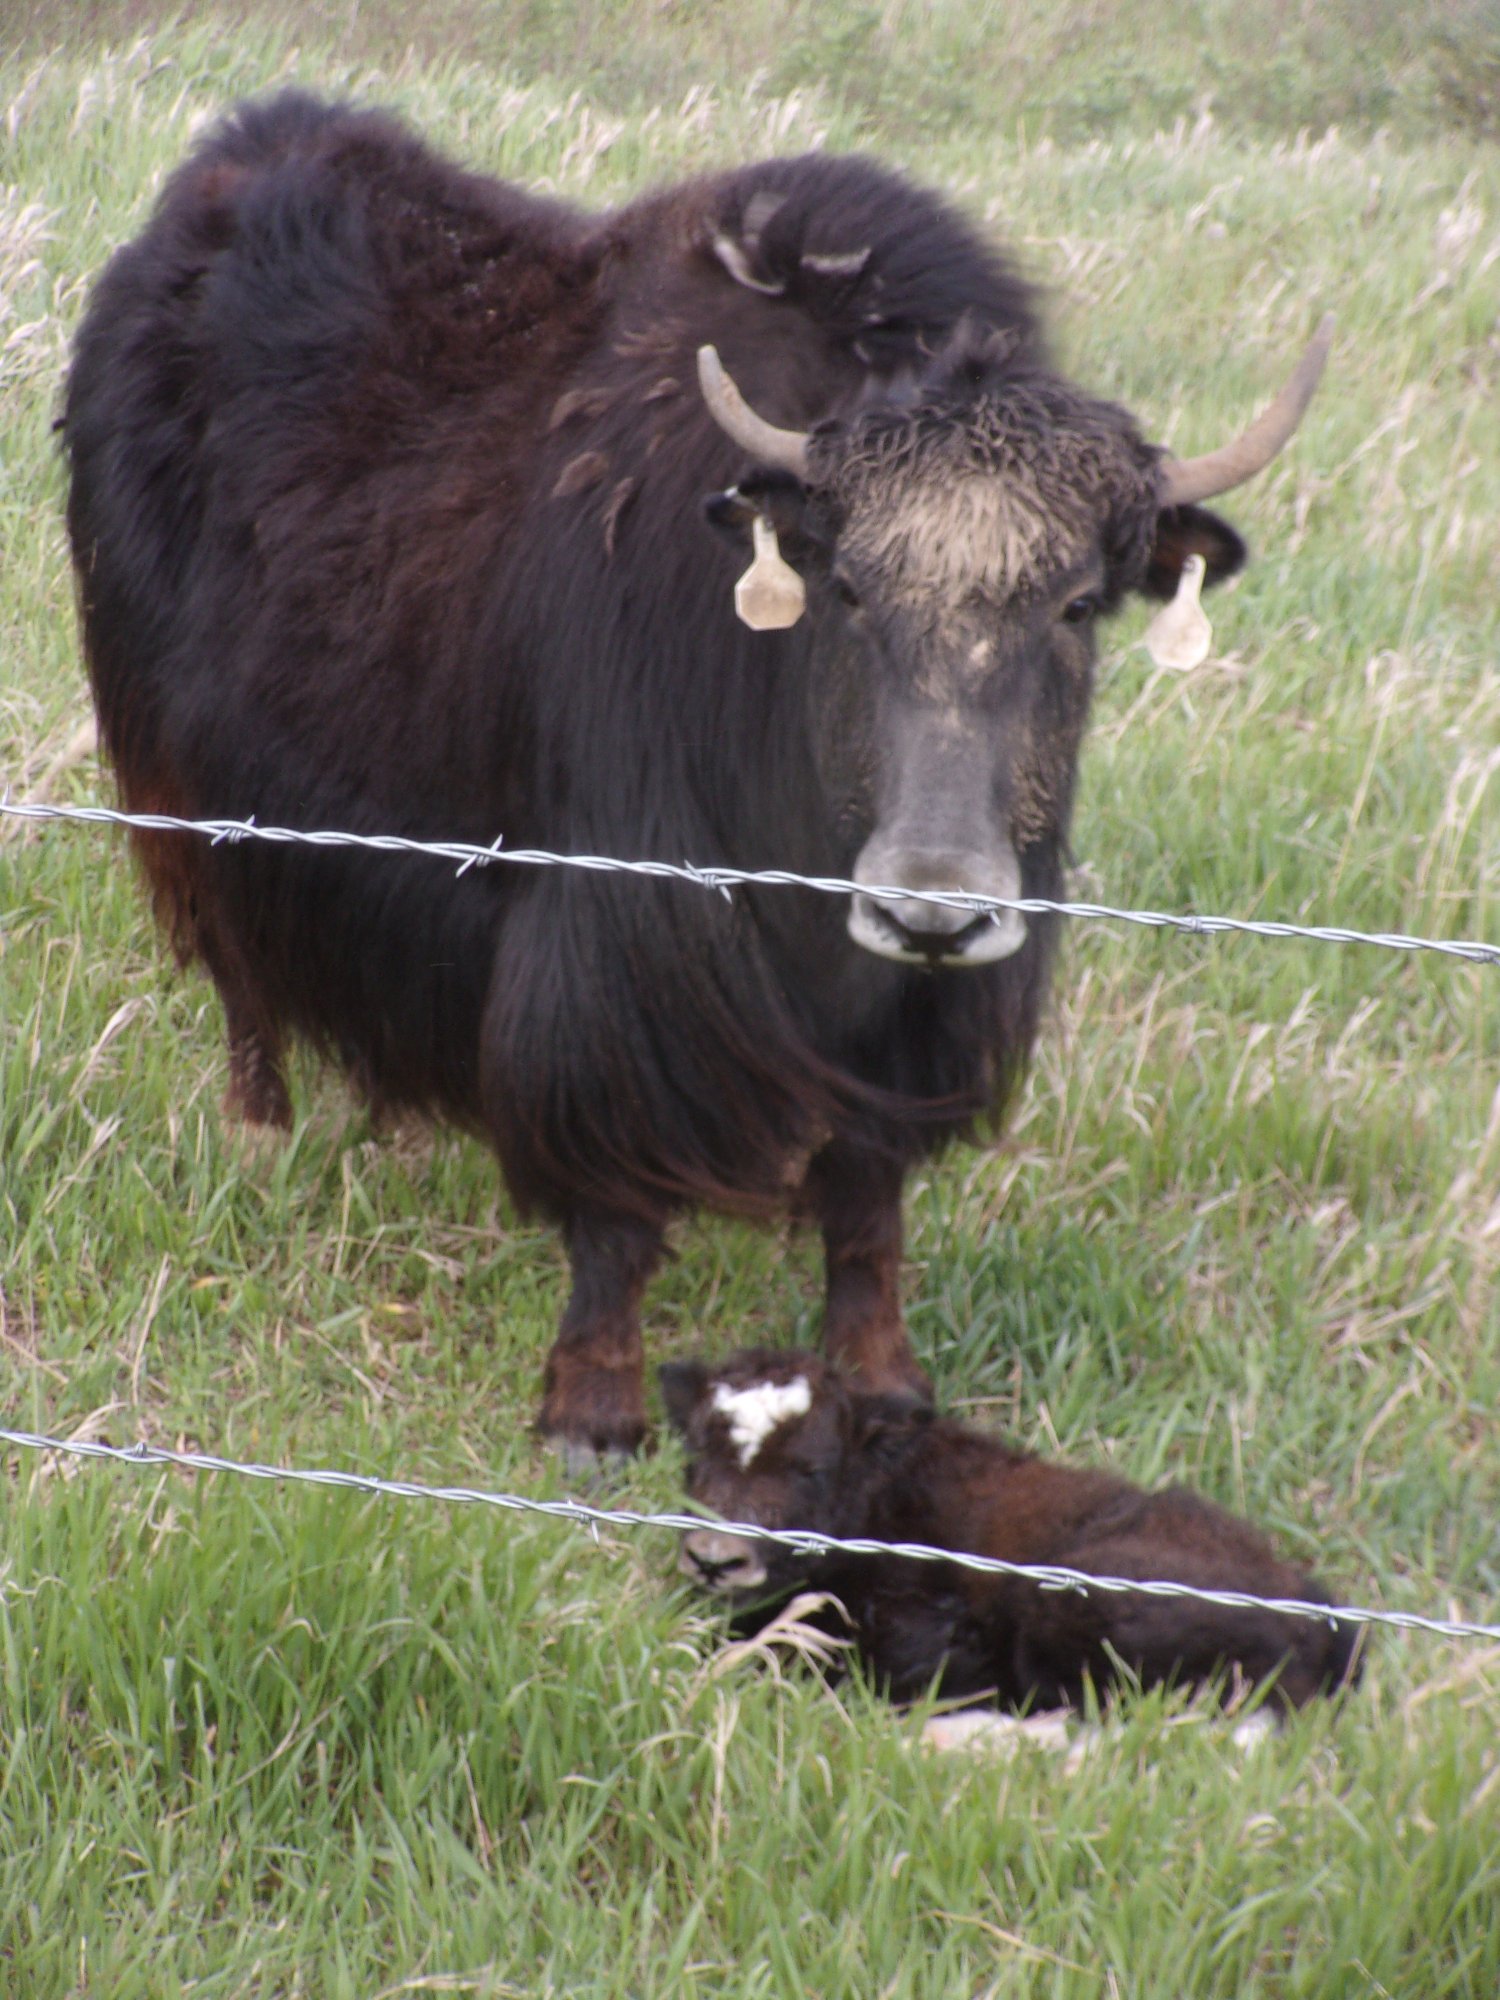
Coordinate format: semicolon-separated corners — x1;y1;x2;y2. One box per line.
12;0;1500;142
1;8;1497;1995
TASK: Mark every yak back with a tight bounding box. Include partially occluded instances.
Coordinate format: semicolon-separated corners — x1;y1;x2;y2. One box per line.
802;1408;1359;1709
63;92;1053;1217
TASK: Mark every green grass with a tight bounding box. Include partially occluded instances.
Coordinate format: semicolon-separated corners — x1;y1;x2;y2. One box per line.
12;0;1500;144
2;7;1498;1995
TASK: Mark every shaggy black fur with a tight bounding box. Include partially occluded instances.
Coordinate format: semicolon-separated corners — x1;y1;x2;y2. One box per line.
64;95;1248;1452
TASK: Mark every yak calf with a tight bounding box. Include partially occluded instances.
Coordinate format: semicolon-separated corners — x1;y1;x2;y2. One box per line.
663;1349;1361;1714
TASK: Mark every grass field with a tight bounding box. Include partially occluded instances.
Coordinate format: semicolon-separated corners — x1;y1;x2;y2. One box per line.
2;5;1498;1995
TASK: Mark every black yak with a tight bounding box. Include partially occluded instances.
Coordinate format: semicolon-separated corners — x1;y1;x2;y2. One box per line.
663;1349;1361;1714
62;93;1329;1460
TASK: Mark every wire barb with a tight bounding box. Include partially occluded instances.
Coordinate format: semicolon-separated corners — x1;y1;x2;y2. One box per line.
683;859;735;903
209;814;256;846
455;833;505;878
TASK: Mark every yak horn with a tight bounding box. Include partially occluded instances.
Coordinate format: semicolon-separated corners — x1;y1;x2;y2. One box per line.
697;345;811;478
1160;314;1334;508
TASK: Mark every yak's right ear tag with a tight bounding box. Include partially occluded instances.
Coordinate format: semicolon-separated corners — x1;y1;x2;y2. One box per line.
734;516;806;631
1143;552;1211;671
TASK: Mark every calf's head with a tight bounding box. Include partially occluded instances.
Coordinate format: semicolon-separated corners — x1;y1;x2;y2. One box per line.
702;318;1330;967
660;1347;911;1597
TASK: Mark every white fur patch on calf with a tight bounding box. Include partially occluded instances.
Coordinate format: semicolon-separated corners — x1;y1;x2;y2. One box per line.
711;1376;812;1467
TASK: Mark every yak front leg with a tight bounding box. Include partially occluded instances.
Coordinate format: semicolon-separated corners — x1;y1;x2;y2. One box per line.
538;1209;665;1471
803;1139;932;1404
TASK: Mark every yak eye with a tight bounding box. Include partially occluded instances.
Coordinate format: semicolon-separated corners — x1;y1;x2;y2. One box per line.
1061;593;1100;626
833;573;861;610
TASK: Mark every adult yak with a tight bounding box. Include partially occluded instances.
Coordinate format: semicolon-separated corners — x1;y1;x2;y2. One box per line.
64;94;1329;1463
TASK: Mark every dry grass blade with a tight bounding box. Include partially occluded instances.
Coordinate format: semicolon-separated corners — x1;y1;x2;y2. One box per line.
936;1909;1091;1975
694;1592;855;1688
0;717;99;844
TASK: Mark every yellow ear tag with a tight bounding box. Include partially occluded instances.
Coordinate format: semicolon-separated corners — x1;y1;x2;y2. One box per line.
1143;552;1212;671
734;516;807;631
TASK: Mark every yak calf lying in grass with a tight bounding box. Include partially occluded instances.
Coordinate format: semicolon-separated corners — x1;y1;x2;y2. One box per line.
663;1349;1361;1714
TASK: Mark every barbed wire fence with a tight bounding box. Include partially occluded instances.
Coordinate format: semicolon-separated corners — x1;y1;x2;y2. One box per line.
4;796;1498;966
3;790;1497;1650
2;1425;1496;1643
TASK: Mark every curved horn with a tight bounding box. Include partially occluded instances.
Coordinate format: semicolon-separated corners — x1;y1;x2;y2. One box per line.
1160;314;1334;508
697;345;811;478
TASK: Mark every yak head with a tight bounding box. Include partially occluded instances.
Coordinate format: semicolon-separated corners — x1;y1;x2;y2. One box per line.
660;1347;924;1599
701;318;1330;968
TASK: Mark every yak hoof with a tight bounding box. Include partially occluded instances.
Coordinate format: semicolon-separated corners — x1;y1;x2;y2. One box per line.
550;1436;637;1484
223;1064;293;1134
885;1364;935;1408
845;1352;934;1408
538;1357;648;1469
223;1109;294;1165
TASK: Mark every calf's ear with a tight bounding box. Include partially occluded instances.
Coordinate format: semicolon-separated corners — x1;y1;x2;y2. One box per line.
850;1390;933;1468
658;1360;709;1434
1142;502;1246;599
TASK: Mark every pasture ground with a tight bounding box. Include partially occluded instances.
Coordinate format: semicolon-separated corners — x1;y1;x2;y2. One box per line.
2;5;1497;1994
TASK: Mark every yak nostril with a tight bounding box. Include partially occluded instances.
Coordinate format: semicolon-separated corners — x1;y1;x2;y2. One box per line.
848;888;1028;968
691;1552;739;1583
886;908;996;959
681;1534;767;1590
875;882;988;939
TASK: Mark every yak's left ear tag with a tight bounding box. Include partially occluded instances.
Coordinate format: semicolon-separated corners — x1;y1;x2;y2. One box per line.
735;516;806;631
1143;552;1211;671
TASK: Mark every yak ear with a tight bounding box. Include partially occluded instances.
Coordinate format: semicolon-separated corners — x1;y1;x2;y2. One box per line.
658;1360;710;1434
704;468;813;548
849;1388;934;1466
1141;502;1247;600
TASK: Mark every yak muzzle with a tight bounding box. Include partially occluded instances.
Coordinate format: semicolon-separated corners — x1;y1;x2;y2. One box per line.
848;840;1027;968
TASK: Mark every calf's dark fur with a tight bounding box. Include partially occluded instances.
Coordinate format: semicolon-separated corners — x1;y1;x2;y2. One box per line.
664;1350;1361;1713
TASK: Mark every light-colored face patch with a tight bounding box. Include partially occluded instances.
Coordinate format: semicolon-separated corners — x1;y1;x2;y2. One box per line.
840;469;1093;610
711;1376;812;1468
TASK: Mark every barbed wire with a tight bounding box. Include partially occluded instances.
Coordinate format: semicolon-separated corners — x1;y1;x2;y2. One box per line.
3;796;1497;969
2;1423;1495;1643
5;794;1496;1650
